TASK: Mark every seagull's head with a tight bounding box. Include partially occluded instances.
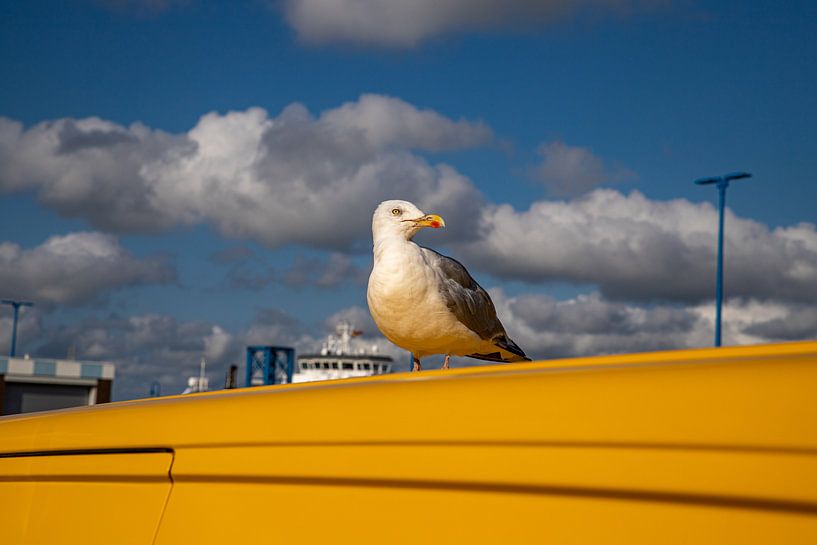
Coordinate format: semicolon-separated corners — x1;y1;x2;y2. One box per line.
372;200;445;241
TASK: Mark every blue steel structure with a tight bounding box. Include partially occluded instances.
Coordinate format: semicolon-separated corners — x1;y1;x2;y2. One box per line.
245;346;295;386
694;172;752;347
1;299;34;357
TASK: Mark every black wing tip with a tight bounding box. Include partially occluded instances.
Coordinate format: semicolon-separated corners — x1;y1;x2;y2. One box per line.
466;336;531;363
495;336;529;360
503;354;532;363
466;351;532;364
466;351;507;363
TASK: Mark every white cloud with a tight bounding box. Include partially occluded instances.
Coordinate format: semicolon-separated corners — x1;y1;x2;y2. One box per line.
203;325;232;361
489;289;814;360
456;190;817;303
532;140;635;196
36;313;240;399
0;95;488;250
0;117;188;232
325;305;375;331
28;289;816;402
0;232;174;306
36;306;364;400
282;0;668;47
493;290;705;358
6;85;812;400
321;94;492;151
243;308;312;348
737;303;817;342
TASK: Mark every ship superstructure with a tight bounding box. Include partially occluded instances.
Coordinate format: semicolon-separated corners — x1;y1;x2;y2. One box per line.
293;322;393;383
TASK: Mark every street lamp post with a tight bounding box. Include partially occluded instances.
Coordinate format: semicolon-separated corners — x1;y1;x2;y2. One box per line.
694;172;752;347
1;299;34;357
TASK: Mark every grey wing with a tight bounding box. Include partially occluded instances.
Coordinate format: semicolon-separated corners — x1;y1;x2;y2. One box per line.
421;247;505;341
421;247;529;361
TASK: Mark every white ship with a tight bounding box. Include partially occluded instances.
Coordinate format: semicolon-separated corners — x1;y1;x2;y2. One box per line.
293;322;394;383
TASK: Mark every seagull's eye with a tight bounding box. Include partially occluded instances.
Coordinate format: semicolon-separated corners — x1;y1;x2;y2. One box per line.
391;208;401;216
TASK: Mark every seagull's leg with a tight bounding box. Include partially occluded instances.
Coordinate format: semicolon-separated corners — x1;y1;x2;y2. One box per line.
412;355;422;372
442;355;450;370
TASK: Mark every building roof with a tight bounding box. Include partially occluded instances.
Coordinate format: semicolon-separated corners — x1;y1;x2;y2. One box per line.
0;356;115;381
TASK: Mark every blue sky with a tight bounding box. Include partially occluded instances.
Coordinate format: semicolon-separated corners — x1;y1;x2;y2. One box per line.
1;0;816;400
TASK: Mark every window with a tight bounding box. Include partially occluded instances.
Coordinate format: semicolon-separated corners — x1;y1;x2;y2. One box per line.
342;363;353;370
331;362;339;369
323;362;330;369
363;363;371;371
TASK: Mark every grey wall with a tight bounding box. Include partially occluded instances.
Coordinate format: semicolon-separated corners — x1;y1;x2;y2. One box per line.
3;382;91;415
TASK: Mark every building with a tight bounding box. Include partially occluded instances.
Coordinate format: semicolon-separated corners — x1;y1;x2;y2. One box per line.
0;356;115;415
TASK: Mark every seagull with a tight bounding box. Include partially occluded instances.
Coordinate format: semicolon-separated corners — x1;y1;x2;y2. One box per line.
367;199;530;371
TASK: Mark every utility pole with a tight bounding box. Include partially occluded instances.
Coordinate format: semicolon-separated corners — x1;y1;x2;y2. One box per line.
1;299;34;357
694;172;752;347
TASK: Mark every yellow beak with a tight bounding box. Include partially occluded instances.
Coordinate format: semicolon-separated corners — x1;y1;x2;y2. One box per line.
412;214;445;229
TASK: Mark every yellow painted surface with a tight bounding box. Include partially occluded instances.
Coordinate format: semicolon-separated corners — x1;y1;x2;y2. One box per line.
156;481;817;545
0;453;172;545
171;445;817;506
1;340;817;543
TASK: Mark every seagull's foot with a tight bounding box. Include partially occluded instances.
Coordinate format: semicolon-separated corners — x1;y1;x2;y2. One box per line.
441;355;450;370
412;356;422;372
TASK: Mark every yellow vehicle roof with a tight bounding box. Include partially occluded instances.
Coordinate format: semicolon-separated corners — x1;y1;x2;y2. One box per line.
2;340;816;455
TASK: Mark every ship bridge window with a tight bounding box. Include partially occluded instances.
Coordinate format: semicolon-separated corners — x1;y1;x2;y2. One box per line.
363;363;371;371
342;362;353;370
373;364;379;372
322;362;331;369
331;362;339;369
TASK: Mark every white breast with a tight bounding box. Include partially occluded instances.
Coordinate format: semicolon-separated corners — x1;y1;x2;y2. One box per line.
367;238;483;358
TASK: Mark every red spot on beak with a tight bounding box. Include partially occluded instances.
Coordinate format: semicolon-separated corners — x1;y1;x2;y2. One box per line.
431;221;441;228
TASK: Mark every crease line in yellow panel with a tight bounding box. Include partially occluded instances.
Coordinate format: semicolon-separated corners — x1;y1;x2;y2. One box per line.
174;440;817;457
150;449;176;545
171;475;817;516
0;475;169;483
0;447;174;458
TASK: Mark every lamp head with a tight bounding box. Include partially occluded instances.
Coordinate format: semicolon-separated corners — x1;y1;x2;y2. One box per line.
1;300;34;307
695;172;752;186
724;172;752;182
